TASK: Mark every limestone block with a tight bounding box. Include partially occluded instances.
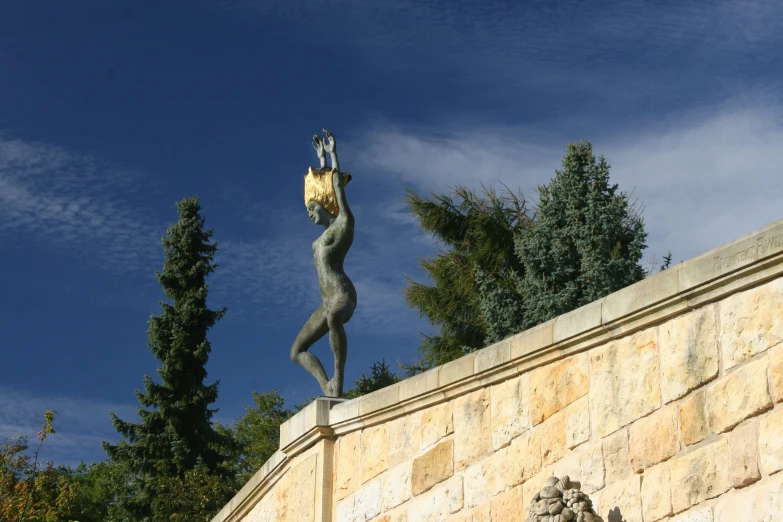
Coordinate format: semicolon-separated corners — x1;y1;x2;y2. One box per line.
719;278;783;370
727;420;761;488
490;374;530;450
669;506;713;522
412;440;454;496
453;389;491;471
276;454;317;522
565;397;591;450
629;404;679;472
658;307;719;403
407;485;450;522
473;502;491;522
444;513;471;522
707;357;772;434
771;344;783;403
474;339;510;374
670;438;730;513
388;411;422;467
439;353;475;388
640;462;673;522
421;401;454;450
336;494;355;522
759;407;783;475
506;430;542;488
553;441;605;494
529;353;589;425
490;485;523;522
714;473;783;521
372;509;407;522
445;476;464;514
602;428;633;484
381;462;412;512
336;431;361;501
354;480;382;521
463;447;508;508
598;473;642;522
679;389;709;446
589;329;661;438
361;424;389;483
247;487;277;522
533;408;567;467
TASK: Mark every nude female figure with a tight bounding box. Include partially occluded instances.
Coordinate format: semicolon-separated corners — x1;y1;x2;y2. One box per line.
290;129;356;397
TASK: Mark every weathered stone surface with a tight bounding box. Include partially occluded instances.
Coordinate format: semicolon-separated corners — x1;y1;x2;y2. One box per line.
490;485;523;522
629;404;679;472
453;389;491;471
421;401;454;450
336;494;355;522
412;439;454;496
407;484;450;522
707;357;772;434
714;473;783;521
388;411;422;467
372;509;408;522
679;389;709;446
759;407;783;475
354;479;382;521
771;344;783;403
490;374;529;450
669;506;713;522
641;462;673;522
599;473;642;522
445;476;464;514
670;438;730;513
444;513;471;522
590;329;661;438
529;353;589;425
603;428;633;484
658;307;719;403
553;441;605;494
361;424;389;483
719;278;783;370
564;397;590;450
728;420;761;488
247;485;277;522
381;462;412;512
506;430;542;488
336;431;361;500
276;455;317;522
473;502;491;522
533;409;567;467
463;448;508;508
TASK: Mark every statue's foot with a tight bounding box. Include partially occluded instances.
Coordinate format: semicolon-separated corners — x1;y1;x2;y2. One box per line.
325;377;342;398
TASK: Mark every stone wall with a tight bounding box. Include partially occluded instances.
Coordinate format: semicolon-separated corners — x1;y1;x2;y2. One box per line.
212;219;783;522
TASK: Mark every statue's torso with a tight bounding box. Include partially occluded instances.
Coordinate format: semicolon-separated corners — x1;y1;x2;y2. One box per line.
313;220;356;307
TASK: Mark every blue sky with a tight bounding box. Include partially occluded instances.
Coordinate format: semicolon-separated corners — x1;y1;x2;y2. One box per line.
1;0;782;466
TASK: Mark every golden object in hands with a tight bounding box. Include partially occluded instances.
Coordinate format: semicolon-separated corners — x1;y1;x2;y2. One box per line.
304;167;351;216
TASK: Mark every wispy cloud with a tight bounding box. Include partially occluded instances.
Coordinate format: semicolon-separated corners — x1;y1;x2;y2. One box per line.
0;387;137;467
353;98;783;267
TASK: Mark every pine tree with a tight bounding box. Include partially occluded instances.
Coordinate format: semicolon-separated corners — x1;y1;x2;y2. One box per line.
513;140;647;328
403;185;532;372
103;196;233;519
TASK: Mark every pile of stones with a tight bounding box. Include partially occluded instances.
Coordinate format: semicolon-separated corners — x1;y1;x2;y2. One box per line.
527;476;603;522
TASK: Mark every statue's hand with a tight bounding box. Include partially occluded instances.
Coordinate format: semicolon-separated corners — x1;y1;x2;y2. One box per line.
323;129;337;154
313;135;325;157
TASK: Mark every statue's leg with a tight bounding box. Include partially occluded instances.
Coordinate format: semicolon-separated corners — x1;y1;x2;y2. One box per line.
291;304;330;395
325;297;354;397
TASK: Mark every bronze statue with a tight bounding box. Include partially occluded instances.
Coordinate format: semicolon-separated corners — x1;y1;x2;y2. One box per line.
290;129;356;397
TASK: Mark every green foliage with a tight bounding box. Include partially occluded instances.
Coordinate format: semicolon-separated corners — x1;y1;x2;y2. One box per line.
103;196;235;519
149;463;237;522
403;185;532;372
512;140;647;329
62;460;135;522
344;360;401;399
0;412;79;522
220;390;294;485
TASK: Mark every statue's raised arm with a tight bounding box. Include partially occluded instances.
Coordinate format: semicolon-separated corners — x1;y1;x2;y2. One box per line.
322;129;352;220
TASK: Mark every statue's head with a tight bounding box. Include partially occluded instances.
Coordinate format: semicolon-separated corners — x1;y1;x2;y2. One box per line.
307;201;335;227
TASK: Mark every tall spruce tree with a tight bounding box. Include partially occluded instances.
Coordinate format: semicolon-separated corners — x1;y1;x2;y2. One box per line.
103;196;233;519
403;185;532;372
512;140;647;328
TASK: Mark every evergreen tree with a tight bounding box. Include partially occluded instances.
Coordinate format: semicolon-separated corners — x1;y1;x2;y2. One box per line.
511;140;647;329
403;185;532;372
103;196;233;519
345;360;401;398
